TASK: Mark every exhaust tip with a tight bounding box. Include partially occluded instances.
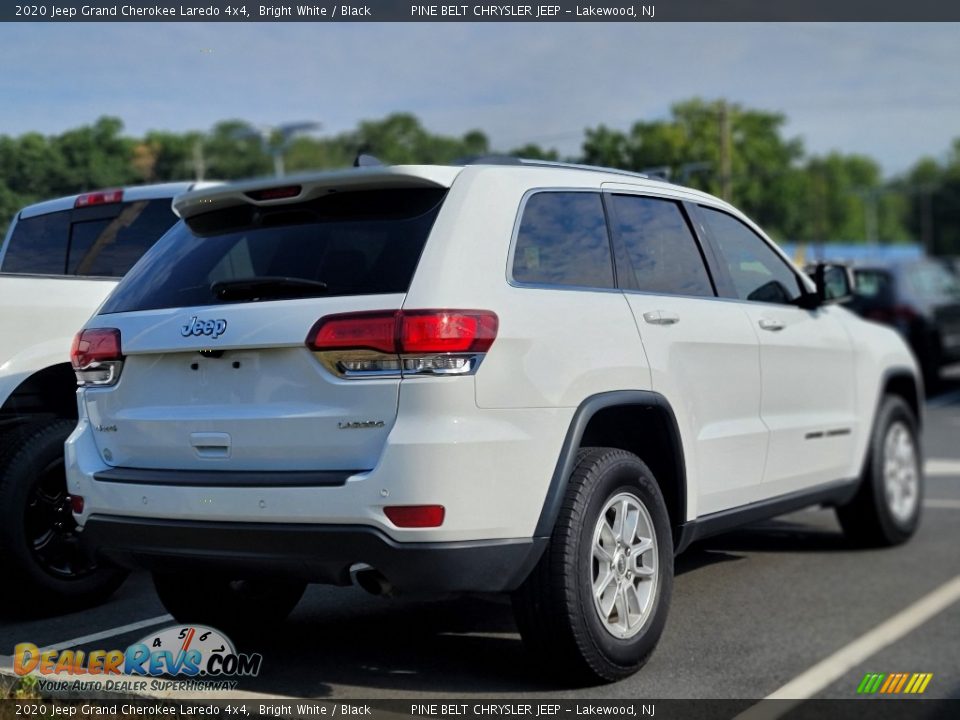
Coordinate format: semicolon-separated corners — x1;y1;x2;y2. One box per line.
351;565;395;597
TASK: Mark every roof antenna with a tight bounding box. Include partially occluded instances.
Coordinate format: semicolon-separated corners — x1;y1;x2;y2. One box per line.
354;153;383;168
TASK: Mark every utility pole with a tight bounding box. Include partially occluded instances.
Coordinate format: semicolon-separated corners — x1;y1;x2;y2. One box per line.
718;101;732;202
191;139;206;181
918;185;935;255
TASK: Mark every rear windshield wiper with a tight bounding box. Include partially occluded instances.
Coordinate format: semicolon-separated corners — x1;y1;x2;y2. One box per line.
211;276;329;301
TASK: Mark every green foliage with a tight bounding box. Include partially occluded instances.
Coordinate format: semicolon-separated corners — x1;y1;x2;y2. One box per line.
9;674;40;700
0;105;954;250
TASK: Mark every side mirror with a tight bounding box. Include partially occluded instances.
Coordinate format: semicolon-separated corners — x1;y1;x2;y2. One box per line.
800;262;854;309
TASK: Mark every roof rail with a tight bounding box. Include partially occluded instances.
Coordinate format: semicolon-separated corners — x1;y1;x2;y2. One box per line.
461;156;667;183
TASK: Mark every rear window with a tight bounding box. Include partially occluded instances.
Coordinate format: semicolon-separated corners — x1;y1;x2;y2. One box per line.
1;199;178;278
99;188;446;315
511;191;614;289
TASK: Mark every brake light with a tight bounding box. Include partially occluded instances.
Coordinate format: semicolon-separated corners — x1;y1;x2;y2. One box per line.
75;190;123;208
865;305;918;334
69;496;85;514
245;185;302;201
71;328;124;386
307;310;498;378
400;311;498;354
384;505;445;528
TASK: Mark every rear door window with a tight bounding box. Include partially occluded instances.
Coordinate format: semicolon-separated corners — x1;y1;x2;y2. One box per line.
511;191;614;289
611;195;714;297
99;188;447;314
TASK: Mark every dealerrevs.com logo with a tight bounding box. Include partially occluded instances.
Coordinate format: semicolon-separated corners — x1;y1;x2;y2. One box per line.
14;625;261;693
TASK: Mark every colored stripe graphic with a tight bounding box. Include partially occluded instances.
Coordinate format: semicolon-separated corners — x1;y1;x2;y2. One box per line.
857;673;885;693
858;672;933;694
893;673;909;693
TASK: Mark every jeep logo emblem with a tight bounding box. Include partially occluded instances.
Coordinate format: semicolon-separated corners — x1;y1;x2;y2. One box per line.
181;316;228;339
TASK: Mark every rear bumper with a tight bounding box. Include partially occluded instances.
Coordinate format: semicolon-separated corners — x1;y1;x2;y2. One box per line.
81;515;546;593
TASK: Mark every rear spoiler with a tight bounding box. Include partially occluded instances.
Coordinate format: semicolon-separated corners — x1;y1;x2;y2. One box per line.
173;166;462;220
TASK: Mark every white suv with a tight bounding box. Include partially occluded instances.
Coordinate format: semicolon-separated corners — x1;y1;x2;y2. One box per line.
66;160;923;682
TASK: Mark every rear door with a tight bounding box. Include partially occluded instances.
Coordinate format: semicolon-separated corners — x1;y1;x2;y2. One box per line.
696;205;858;495
83;186;447;473
607;191;768;516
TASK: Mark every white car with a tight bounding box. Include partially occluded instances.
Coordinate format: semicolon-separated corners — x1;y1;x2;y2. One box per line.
0;182;214;609
66;160;923;682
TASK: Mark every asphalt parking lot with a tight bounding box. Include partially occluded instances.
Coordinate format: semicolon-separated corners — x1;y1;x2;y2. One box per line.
2;377;959;703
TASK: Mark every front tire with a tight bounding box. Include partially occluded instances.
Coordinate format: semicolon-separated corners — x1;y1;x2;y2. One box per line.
153;573;306;633
512;447;673;684
0;419;127;613
837;396;922;547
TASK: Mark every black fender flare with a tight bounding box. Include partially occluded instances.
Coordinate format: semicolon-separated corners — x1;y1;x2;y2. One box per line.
533;390;687;539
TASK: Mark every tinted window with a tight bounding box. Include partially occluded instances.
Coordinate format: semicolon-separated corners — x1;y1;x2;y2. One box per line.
700;207;802;304
1;211;70;274
854;269;894;301
512;192;613;288
67;200;179;277
100;188;446;314
906;262;960;301
612;195;713;297
1;199;177;278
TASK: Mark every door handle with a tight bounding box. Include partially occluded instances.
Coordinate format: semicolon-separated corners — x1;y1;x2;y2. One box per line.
758;318;785;332
643;311;680;326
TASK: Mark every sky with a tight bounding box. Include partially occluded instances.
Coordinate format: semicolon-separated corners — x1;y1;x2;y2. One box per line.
1;22;958;176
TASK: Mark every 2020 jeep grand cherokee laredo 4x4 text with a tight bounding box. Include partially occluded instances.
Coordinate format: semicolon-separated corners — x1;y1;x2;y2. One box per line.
66;160;923;682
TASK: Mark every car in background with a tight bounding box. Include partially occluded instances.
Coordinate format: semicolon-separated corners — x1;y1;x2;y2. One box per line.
0;182;215;612
848;257;960;387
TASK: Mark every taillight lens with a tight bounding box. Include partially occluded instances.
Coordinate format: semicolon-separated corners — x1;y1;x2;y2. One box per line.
307;310;498;379
71;328;124;386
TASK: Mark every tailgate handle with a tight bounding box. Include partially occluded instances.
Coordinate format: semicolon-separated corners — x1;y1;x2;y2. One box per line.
190;432;231;459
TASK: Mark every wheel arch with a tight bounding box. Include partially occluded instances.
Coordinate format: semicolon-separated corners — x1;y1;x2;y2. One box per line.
0;363;78;431
535;391;687;548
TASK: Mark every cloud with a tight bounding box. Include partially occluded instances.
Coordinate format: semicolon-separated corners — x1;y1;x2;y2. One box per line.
0;22;957;175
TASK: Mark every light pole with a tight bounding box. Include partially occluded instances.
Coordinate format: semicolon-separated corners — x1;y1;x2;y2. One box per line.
233;121;323;177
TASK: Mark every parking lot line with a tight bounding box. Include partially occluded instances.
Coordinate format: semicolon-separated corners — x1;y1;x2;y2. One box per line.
36;614;172;652
924;459;960;476
735;574;960;718
925;498;960;510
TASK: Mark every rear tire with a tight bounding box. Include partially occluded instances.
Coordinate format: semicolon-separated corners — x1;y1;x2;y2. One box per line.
837;396;922;547
0;419;127;613
153;572;306;634
512;447;673;684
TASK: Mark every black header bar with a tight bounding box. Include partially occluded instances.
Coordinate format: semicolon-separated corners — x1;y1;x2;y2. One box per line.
5;1;960;22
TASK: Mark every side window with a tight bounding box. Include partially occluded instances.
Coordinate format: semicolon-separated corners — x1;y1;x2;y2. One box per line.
700;207;802;304
611;195;714;297
1;211;70;275
67;200;179;278
512;191;614;289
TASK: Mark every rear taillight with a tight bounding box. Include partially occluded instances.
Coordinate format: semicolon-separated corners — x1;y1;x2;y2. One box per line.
307;310;498;379
865;305;918;334
74;190;123;208
71;328;124;386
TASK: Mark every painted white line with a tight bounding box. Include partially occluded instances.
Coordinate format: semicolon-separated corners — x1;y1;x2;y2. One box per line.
925;459;960;477
36;614;172;652
736;574;960;718
925;498;960;510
